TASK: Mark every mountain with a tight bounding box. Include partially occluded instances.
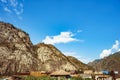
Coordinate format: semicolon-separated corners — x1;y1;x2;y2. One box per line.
34;43;76;71
0;22;91;75
34;43;92;71
88;59;101;69
67;56;93;70
88;51;120;71
0;22;39;75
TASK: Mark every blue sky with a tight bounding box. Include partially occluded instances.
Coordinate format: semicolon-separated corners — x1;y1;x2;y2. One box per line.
0;0;120;63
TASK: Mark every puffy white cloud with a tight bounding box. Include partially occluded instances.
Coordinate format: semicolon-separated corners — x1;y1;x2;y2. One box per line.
112;40;119;50
100;49;112;58
100;40;120;58
42;32;78;45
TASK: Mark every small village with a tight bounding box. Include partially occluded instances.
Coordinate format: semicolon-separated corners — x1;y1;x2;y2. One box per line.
0;70;120;80
0;0;120;80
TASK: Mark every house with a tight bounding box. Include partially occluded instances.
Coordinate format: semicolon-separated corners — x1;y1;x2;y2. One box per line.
84;70;93;74
50;70;71;80
94;71;103;75
80;74;92;79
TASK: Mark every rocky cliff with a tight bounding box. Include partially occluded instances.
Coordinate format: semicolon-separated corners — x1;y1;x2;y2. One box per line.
34;43;76;71
0;22;39;75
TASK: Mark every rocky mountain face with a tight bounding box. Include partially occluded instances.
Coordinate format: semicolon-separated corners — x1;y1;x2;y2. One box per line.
0;22;39;75
34;43;76;71
0;22;91;75
67;56;93;70
88;51;120;71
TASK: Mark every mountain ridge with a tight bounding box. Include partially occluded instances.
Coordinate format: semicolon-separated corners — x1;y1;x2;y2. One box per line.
0;22;39;75
88;51;120;71
0;22;91;75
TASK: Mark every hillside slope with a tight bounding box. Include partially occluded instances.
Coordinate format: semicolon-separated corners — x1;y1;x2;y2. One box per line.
67;56;93;70
88;51;120;71
34;43;77;71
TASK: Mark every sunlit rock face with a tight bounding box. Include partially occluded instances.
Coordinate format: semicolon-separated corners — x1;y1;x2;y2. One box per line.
34;43;76;71
0;22;38;75
35;43;92;71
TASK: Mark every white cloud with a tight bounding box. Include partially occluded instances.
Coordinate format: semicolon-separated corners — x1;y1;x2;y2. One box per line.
100;40;120;58
100;49;112;58
77;30;82;33
42;32;78;45
13;2;24;19
1;0;24;20
1;0;7;3
112;40;119;50
4;7;12;13
14;3;23;15
10;0;18;7
20;3;23;8
14;8;23;15
63;52;90;63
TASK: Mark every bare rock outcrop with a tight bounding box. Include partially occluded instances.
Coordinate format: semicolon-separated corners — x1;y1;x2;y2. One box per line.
34;43;76;71
0;22;38;75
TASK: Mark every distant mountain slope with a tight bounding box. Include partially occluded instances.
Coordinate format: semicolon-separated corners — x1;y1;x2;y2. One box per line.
67;56;93;70
88;59;101;69
88;51;120;71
